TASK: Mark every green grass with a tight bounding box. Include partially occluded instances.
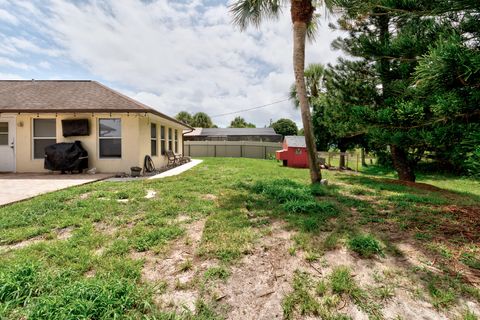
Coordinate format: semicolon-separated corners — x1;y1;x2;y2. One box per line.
0;158;479;318
347;234;384;258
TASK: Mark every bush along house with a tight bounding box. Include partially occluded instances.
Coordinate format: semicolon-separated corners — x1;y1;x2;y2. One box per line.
0;80;192;173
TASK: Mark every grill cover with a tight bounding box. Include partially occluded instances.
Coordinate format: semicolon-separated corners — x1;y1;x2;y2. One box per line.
44;141;88;173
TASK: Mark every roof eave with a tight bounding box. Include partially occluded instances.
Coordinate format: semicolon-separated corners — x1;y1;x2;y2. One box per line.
0;108;193;130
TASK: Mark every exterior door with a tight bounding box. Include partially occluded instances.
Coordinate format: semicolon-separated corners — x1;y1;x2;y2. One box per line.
0;117;15;172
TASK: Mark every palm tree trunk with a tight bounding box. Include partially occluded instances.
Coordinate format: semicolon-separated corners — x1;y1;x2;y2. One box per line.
292;21;321;183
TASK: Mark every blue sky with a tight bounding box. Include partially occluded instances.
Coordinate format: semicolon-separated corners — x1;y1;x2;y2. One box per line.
0;0;342;127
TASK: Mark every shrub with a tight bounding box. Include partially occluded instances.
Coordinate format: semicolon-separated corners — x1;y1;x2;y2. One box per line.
347;234;383;258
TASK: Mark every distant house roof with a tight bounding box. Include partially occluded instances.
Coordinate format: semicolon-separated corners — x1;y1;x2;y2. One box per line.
184;127;279;137
284;135;306;148
0;80;191;129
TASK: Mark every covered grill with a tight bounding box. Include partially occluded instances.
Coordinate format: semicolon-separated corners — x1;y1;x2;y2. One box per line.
44;141;88;173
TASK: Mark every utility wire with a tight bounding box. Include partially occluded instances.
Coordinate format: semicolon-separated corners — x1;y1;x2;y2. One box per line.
210;98;291;118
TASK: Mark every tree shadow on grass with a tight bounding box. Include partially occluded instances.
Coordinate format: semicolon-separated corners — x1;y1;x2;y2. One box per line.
218;177;480;310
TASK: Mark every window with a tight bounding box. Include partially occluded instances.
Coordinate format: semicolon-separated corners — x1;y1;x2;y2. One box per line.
151;123;157;156
33;119;56;159
160;125;166;155
0;122;8;145
174;129;178;153
168;128;173;151
99;118;121;158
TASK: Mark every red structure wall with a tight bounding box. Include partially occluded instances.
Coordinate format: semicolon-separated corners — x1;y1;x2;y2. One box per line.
276;141;309;168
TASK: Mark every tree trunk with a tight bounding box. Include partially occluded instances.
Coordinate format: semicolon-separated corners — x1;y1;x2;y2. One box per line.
292;21;321;183
361;148;367;167
391;145;416;182
339;148;346;168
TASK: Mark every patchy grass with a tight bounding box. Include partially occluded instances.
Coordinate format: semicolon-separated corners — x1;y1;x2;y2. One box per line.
0;158;479;319
347;234;384;258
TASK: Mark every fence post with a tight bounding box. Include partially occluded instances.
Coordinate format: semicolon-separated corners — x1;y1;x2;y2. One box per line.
356;152;359;172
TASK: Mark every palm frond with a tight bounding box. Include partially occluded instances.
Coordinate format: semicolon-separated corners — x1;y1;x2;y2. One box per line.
306;0;336;41
230;0;285;29
289;83;300;108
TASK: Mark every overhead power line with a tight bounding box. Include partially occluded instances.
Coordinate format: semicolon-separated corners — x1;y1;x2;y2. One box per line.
210;98;291;118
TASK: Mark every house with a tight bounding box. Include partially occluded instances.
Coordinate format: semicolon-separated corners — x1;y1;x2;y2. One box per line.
0;80;192;173
275;135;308;168
184;127;282;142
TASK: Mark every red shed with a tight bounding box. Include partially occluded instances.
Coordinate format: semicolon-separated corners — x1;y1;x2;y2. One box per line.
276;136;309;168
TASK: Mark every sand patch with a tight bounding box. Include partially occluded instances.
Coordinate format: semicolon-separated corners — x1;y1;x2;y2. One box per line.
79;192;92;200
94;221;118;236
201;194;217;201
56;226;74;240
145;190;157;199
213;221;310;320
0;226;75;252
130;219;208;313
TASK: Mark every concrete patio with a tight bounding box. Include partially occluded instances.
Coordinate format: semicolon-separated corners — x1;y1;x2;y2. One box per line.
0;173;112;206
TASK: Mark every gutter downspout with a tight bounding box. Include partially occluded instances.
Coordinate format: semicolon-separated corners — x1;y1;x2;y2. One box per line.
183;127;194;156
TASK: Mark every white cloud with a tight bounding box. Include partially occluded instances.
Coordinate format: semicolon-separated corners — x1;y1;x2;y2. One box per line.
2;0;344;127
3;37;63;57
0;72;23;79
0;57;30;70
38;61;51;69
0;8;18;24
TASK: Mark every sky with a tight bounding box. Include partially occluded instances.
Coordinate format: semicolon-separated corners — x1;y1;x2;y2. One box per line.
0;0;343;128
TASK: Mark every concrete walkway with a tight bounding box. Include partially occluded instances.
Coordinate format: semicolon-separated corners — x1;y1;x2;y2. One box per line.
149;159;203;180
0;173;112;206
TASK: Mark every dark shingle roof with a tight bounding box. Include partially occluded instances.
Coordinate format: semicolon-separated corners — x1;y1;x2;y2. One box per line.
185;127;279;137
284;135;306;148
0;80;191;128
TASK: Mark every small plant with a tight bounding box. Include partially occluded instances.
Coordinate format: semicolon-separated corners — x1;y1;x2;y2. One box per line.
323;232;340;251
374;284;395;300
288;246;296;256
463;310;479;320
115;191;129;200
428;282;456;309
179;259;193;272
204;266;230;281
347;234;383;258
305;251;320;262
330;266;356;295
461;253;480;270
315;280;327;296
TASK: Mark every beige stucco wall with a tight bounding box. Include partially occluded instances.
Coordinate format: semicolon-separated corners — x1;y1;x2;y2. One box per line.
7;112;185;173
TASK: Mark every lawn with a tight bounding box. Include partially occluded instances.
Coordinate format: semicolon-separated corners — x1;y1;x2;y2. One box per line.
0;158;479;319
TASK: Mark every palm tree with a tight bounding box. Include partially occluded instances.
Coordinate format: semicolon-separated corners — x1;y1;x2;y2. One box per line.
230;0;329;183
289;63;326;107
